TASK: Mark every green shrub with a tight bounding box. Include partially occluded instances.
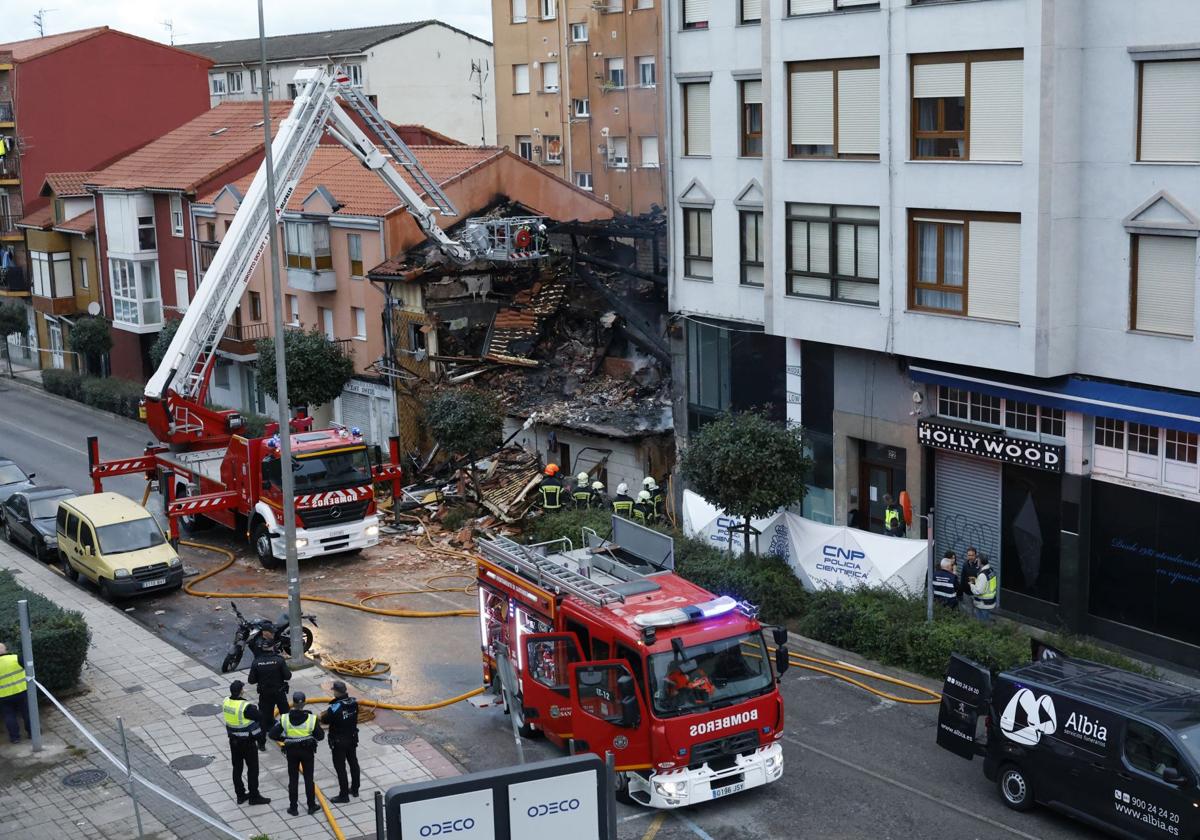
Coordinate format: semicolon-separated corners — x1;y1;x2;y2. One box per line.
0;570;90;693
525;509;613;546
674;536;810;625
80;377;144;419
42;369;84;401
238;411;271;439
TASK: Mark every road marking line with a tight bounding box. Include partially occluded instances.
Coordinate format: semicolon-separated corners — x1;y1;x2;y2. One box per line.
0;415;88;455
782;735;1042;840
619;811;655;823
641;812;666;840
673;812;716;840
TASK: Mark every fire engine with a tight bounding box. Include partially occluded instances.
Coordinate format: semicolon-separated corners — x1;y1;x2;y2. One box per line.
87;67;549;566
477;516;790;808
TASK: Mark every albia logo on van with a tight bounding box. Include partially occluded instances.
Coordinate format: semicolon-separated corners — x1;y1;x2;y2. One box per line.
689;708;757;738
1000;689;1057;745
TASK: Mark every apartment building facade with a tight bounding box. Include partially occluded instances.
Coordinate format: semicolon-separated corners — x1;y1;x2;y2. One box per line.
492;0;666;214
183;22;496;144
669;0;1200;665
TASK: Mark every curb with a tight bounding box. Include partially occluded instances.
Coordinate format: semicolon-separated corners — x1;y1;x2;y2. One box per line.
784;630;945;695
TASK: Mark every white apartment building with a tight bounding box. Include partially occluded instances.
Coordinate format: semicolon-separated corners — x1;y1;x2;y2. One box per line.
184;21;497;144
667;0;1200;667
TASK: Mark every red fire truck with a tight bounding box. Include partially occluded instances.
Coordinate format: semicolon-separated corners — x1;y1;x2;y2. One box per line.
477;516;789;808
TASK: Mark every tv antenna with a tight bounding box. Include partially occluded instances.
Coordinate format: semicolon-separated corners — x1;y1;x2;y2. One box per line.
161;19;182;46
33;8;56;37
469;58;490;145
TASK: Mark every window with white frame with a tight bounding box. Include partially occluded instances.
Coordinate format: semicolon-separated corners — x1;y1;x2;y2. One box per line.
936;386;1065;442
1138;59;1200;162
512;0;528;22
110;259;162;328
741;0;761;23
30;251;72;298
513;64;530;95
572;98;590;118
345;64;363;88
571;22;588;41
1094;418;1200;491
682;0;708;29
609;136;629;168
210;74;226;95
640;136;659;167
517;136;534;160
348;233;364;277
683;207;713;279
284;221;332;270
786;204;879;304
636;0;653;7
250;69;259;92
575;171;593;190
175;269;189;311
77;257;88;289
543;61;560;92
540;0;556;19
1130;234;1196;337
353;307;367;340
320;307;335;340
789;0;879;14
606;57;625;88
788;58;880;158
545;136;563;163
287;294;300;326
226;71;244;94
637;56;656;87
169;194;184;237
138;213;156;251
683;82;711;156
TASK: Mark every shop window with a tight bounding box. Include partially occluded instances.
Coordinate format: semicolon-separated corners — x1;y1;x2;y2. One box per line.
1040;407;1065;439
1128;423;1160;456
686;318;731;430
1095;417;1125;449
968;392;1001;426
937;386;970;420
1166;430;1198;464
1005;400;1038;433
1001;465;1060;604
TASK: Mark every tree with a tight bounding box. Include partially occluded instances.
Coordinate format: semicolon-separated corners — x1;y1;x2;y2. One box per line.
681;411;812;555
149;317;181;370
68;316;112;375
255;328;355;409
0;301;28;378
424;388;502;500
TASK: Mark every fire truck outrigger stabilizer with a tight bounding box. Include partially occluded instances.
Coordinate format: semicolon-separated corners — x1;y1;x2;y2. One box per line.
87;66;550;566
477;516;789;808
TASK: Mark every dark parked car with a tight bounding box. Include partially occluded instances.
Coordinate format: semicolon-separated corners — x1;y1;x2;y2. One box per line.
0;459;35;504
2;486;74;560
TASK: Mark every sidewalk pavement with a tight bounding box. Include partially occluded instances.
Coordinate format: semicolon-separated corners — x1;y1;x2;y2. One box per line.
0;540;460;840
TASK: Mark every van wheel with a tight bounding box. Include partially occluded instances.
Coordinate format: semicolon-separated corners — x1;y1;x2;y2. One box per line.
998;763;1035;812
252;522;280;569
60;551;78;581
99;580;115;602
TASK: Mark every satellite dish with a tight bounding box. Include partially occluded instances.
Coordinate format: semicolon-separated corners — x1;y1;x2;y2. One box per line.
87;302;101;316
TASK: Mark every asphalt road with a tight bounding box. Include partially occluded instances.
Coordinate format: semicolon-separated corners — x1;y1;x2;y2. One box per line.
0;382;1110;840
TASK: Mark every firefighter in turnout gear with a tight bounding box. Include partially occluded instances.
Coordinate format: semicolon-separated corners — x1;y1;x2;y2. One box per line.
268;690;324;816
572;472;594;509
537;464;565;511
644;476;665;522
634;490;655;525
611;482;635;518
318;680;360;803
223;680;270;806
589;480;607;509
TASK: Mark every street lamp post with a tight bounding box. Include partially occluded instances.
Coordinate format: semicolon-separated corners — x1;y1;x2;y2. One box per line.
919;508;935;623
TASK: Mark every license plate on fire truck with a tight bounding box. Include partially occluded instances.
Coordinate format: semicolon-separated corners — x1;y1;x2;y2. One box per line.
712;781;744;799
141;578;167;589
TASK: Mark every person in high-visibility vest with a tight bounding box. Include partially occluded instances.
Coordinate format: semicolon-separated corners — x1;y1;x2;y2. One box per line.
643;477;665;522
969;556;998;622
267;690;325;816
222;680;270;805
633;490;655;525
0;642;30;744
572;472;593;509
537;464;565;511
611;483;634;518
882;494;907;537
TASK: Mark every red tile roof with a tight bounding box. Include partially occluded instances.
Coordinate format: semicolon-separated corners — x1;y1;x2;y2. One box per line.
200;144;503;217
89;102;292;193
0;27;106;61
15;205;53;230
42;171;100;198
54;210;96;235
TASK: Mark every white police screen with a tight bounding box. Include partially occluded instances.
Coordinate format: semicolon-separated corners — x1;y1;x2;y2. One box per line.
507;770;599;838
399;789;495;839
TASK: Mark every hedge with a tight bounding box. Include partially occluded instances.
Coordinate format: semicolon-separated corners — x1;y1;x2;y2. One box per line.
41;369;84;402
41;370;143;419
0;570;90;693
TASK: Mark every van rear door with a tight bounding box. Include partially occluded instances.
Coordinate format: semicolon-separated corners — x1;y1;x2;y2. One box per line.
936;654;992;760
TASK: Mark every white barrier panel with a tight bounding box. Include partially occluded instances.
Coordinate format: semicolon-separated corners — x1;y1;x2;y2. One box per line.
681;491;784;556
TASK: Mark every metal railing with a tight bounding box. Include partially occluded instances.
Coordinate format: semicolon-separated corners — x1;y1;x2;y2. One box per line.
0;101;12;122
223;321;270;343
0;264;29;292
0;213;18;235
196;240;219;275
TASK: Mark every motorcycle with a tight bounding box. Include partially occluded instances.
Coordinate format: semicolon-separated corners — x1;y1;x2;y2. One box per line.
220;602;317;673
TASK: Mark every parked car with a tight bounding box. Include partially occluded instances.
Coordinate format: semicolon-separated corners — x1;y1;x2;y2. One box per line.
2;486;76;560
0;459;35;504
57;492;183;599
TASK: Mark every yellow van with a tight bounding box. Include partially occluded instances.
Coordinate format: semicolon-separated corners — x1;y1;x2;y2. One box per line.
56;493;183;599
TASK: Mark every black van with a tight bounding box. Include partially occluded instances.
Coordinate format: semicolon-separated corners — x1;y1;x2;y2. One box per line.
937;651;1200;839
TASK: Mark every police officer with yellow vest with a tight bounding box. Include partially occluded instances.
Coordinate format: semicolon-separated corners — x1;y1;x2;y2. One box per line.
611;483;634;518
0;642;30;744
223;680;270;806
969;556;998;622
572;472;594;509
882;494;906;537
268;690;324;816
537;464;565;511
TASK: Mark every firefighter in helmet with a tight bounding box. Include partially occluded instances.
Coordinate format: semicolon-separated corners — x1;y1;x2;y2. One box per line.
572;472;594;509
633;490;655;525
538;464;565;511
611;483;635;518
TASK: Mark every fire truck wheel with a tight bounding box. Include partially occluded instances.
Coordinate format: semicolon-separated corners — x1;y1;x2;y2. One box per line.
614;772;636;805
252;522;281;569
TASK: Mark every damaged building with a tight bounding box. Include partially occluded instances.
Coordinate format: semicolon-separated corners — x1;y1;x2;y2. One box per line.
368;208;674;503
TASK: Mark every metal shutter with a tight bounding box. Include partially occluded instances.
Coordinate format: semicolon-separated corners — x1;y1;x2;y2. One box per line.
741;0;761;20
837;67;880;155
1140;60;1200;162
340;391;374;444
1136;235;1197;336
685;84;711;156
970;59;1023;162
934;453;1003;587
790;70;834;147
914;63;965;99
966;220;1021;322
683;0;710;25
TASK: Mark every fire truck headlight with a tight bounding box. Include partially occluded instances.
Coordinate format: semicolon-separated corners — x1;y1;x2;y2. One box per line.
765;752;782;771
654;780;684;798
365;524;379;537
293;538;308;549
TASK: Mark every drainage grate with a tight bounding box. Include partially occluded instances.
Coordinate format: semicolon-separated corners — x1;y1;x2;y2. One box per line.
123;685;144;694
373;731;415;746
177;677;219;693
184;703;222;717
63;769;108;788
169;754;214;771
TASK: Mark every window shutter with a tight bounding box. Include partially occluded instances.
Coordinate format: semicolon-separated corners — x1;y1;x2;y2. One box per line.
1136;235;1197;336
789;0;832;14
685;84;711;155
742;0;761;20
1140;60;1200;162
514;64;529;93
544;61;559;89
857;225;879;279
683;0;709;25
837;67;879;155
913;62;965;98
641;136;659;165
966;221;1021;322
742;79;762;105
838;0;878;5
970;59;1023;161
790;70;834;147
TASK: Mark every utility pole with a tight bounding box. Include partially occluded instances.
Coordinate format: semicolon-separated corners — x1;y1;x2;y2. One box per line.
257;0;304;668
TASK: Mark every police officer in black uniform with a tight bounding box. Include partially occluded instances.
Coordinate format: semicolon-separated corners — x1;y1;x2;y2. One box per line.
222;680;271;806
319;680;360;803
268;690;324;816
248;641;291;733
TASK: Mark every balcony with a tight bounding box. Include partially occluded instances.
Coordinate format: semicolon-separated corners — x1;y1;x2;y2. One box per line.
0;154;17;185
282;323;354;357
197;240;219;277
32;293;76;317
0;102;11;126
0;264;29;297
0;213;20;240
219;321;270;356
286;265;336;293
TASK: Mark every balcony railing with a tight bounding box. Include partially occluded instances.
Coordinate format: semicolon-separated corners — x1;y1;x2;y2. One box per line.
197;240;219;276
0;265;29;294
0;156;18;180
0;213;18;236
282;322;354;356
219;321;270;356
0;102;12;124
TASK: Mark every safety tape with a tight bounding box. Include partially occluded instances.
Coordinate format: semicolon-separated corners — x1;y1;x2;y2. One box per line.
31;678;244;840
0;673;28;691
